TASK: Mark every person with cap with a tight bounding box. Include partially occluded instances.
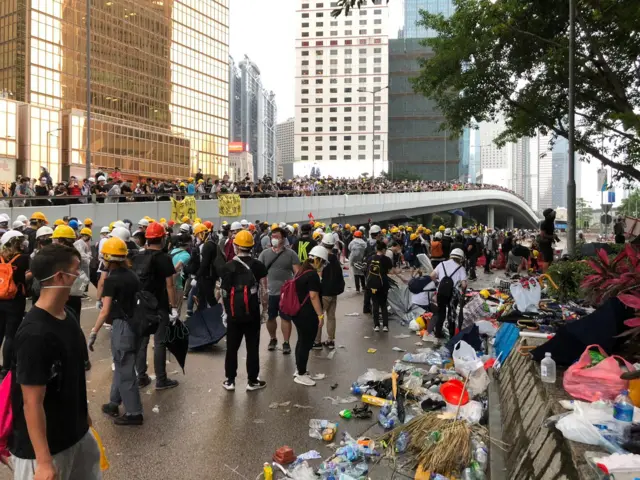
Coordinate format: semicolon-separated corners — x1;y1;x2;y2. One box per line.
0;213;10;235
95;175;108;202
224;222;243;262
366;241;394;332
170;233;192;313
362;225;382;314
430;248;467;339
348;230;367;293
258;227;301;355
430;232;445;268
442;228;454;259
88;236;145;425
291;246;328;387
11;244;102;479
291;223;317;263
313;233;345;350
74;227;93;286
194;223;220;312
220;230;268;391
132;222;179;390
0;230;31;376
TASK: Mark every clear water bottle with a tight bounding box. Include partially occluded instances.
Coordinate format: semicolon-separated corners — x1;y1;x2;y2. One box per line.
540;352;556;383
613;389;634;442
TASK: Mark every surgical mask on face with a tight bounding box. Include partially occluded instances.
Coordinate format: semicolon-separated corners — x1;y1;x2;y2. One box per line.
271;238;280;248
39;271;78;290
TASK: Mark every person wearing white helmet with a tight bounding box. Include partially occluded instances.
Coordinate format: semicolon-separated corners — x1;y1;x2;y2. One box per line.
133;219;149;247
12;220;25;232
95;175;108;201
313;233;344;350
223;221;244;261
290;245;327;387
32;226;54;259
429;247;467;339
240;219;249;229
258;225;301;355
0;213;10;234
16;215;28;227
362;225;382;315
179;223;191;234
442;228;453;259
0;230;30;377
430;232;445;269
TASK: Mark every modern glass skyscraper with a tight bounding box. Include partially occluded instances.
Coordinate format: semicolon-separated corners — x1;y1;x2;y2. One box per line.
403;0;455;39
0;0;229;182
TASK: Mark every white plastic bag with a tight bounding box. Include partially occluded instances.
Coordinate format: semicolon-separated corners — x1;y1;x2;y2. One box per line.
356;369;392;384
475;320;498;337
467;367;490;396
510;279;541;312
408;319;422;332
556;413;604;445
452;341;483;377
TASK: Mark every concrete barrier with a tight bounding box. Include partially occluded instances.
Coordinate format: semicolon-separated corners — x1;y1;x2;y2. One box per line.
497;340;606;479
0;190;539;233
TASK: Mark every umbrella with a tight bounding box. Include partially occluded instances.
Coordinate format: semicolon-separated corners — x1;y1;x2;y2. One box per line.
185;303;227;350
165;320;189;373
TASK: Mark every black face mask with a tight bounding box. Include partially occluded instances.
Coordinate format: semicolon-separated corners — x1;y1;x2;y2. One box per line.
39;238;53;246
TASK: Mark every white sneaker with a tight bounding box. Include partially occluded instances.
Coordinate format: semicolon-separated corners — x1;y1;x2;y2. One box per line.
382;326;389;332
294;374;316;387
373;326;380;332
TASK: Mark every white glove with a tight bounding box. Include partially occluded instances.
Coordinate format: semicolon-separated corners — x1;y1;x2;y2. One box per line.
221;310;228;327
96;300;103;311
87;331;97;351
170;308;179;323
191;279;197;288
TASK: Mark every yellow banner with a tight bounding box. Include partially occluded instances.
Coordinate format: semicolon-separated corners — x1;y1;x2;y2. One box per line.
170;196;198;222
219;194;242;217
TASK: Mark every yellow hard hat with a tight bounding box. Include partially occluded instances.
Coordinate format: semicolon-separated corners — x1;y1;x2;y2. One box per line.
331;223;338;229
54;219;64;226
83;217;93;226
314;221;321;228
439;225;446;232
179;182;186;187
149;219;156;223
198;179;204;183
188;177;194;182
233;230;255;248
425;229;432;235
271;223;279;230
410;233;418;241
194;224;208;236
399;225;405;231
159;218;167;224
407;227;413;232
382;229;387;234
293;223;299;229
345;224;351;229
414;316;426;330
479;289;491;299
52;225;76;239
390;227;399;234
144;216;151;221
533;250;539;258
181;216;190;223
313;231;322;240
463;229;471;235
31;212;48;223
101;236;128;262
222;221;228;225
195;218;202;224
350;226;356;232
472;229;478;235
80;228;92;237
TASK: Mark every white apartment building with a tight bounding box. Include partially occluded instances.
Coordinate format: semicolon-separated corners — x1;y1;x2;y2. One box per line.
277;117;295;178
294;0;389;178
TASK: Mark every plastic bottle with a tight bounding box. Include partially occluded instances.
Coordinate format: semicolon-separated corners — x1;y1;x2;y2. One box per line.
378;403;399;429
263;463;273;480
470;461;487;480
309;419;335;440
613;389;634;442
540;352;556;383
472;438;489;472
339;409;352;419
351;383;366;395
395;431;410;453
336;444;362;462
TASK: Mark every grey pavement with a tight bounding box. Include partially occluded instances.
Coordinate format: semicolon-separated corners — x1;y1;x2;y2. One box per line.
0;270;501;480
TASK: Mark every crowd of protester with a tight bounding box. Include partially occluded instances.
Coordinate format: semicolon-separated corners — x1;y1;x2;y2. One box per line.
0;166;525;206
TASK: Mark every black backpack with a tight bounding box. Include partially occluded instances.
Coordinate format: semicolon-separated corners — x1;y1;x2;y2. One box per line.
125;291;162;337
366;257;384;293
408;275;433;294
437;263;462;299
132;250;162;292
224;257;259;323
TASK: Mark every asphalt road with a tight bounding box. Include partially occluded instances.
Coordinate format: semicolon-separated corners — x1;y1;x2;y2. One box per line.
0;270;499;480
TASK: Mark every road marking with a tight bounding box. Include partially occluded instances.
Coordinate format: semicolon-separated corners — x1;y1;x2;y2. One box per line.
82;306;95;310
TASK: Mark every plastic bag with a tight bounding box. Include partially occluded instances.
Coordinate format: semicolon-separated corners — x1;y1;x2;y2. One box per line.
563;344;634;402
402;372;424;393
476;320;498;337
457;400;484;424
510;279;541;312
409;319;422;332
289;462;317;480
356;369;391;384
402;351;443;365
467;367;490;396
555;413;604;445
452;341;483;377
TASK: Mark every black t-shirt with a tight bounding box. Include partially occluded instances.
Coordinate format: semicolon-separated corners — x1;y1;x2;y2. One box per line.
10;307;88;459
146;251;176;311
0;254;30;312
371;254;394;289
294;269;322;319
221;256;268;291
292;236;317;262
103;267;141;322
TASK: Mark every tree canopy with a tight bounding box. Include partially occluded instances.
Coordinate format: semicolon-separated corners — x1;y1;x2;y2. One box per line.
617;190;640;218
411;0;640;182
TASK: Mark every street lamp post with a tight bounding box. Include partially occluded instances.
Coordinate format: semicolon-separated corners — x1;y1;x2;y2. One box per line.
46;127;62;175
358;86;387;178
85;0;92;181
566;0;577;255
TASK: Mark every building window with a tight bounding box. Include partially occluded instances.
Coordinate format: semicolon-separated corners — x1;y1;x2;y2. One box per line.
302;3;309;8
360;9;367;15
302;60;309;66
330;59;338;65
345;20;352;26
316;136;323;141
331;31;338;36
315;98;323;103
374;38;381;44
302;127;309;132
373;144;380;150
374;76;381;82
315;117;323;122
316;3;323;8
345;58;352;65
359;78;367;84
316;69;323;75
302;70;309;75
374;57;381;63
358;106;366;112
344;107;352;112
315;146;323;151
316;107;323;112
330;49;338;55
359;96;367;102
344;146;351;151
374;154;380;160
302;22;309;27
345;78;352;83
330;69;338;74
330;40;338;45
359;29;367;34
302;13;309;18
330;20;338;26
345;49;352;54
345;126;352;131
316;88;323;93
374;19;382;24
302;51;309;56
344;87;352;93
345;40;352;45
302;99;309;103
358;155;365;159
301;137;309;141
330;126;337;131
302;108;309;113
302;155;309;160
344;97;352;102
330;107;337;112
330;88;338;93
344;116;352;122
374;9;381;14
360;39;367;44
315;127;323;132
358;126;366;131
374;29;382;34
360;58;367;64
316;50;324;55
358;135;366;140
358;116;366;121
330;136;337;141
301;146;309;151
316;60;323;65
358;145;366;150
317;22;324;26
316;41;323;45
302;79;310;84
344;155;351;159
374;48;381;53
359;68;367;74
316;79;324;84
359;48;367;54
302;32;309;37
374;125;380;131
360;20;367;25
302;41;309;46
315;155;322;160
344;68;352;74
330;98;338;103
344;136;352;141
302;89;309;94
330;146;337;151
301;118;309;123
316;11;323;17
374;115;381;121
330;155;337;160
316;31;323;36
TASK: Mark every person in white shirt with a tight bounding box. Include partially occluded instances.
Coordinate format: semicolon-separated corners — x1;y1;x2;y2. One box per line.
430;248;467;339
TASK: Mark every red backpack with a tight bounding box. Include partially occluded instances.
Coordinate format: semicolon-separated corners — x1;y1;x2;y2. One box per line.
0;371;13;465
279;271;312;318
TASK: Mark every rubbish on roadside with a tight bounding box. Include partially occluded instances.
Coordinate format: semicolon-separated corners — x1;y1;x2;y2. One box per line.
357;369;391;384
253;419;266;424
402;350;443;366
467;367;491;396
361;394;394;407
541;352;557;383
263;463;273;480
394;334;411;339
269;401;291;409
392;347;406;352
152;405;160;414
452;341;484;377
293;404;313;410
295;450;322;461
339;409;352;419
345;312;360;317
351;404;373;419
272;446;296;465
323;395;359;405
555;412;607;446
330;383;339;390
593;453;640;477
367;348;377;354
308;419;338;442
421;398;446;412
439;379;469;406
378;403;400;429
327;350;336;359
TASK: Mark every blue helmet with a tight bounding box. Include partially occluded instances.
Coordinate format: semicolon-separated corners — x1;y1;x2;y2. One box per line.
68;219;79;230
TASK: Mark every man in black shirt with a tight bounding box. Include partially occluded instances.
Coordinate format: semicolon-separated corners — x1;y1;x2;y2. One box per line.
11;245;101;479
291;223;317;262
135;222;180;390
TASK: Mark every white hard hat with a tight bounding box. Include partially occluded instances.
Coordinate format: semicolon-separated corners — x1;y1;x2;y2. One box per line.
450;248;465;260
286;225;294;235
435;232;443;239
1;230;23;247
230;221;242;231
12;220;24;230
0;213;9;224
100;226;111;234
309;245;329;262
240;219;249;227
97;175;106;182
16;215;28;224
322;233;335;246
314;228;324;235
179;223;191;233
279;222;287;229
444;228;452;236
370;225;381;234
36;226;53;238
88;177;95;183
110;226;131;242
138;218;149;227
112;220;126;230
359;226;366;232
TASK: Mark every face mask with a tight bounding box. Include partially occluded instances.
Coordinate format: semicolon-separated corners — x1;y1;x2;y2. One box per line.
271;238;280;248
40;271;78;290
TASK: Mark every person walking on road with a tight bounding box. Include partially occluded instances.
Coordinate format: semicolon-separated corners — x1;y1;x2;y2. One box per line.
88;237;144;426
12;244;101;479
483;229;496;274
430;248;468;339
220;230;268;391
292;246;327;387
313;234;345;350
366;241;394;332
348;230;367;293
258;227;300;355
362;225;382;314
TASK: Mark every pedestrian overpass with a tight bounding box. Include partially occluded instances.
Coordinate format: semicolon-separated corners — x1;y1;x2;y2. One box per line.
3;189;539;230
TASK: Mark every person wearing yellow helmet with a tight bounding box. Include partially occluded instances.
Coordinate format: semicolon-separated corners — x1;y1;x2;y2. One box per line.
258;225;301;356
439;225;446;232
221;229;268;391
406;226;413;233
88;236;146;424
464;228;481;281
54;219;64;226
